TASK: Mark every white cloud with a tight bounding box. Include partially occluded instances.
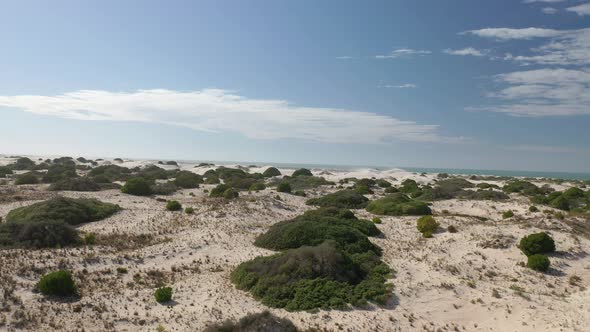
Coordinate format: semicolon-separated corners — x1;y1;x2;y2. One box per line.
542;7;558;14
380;84;417;89
523;0;565;3
336;56;353;60
472;68;590;116
375;48;431;59
463;27;564;40
566;3;590;15
443;47;487;56
0;89;448;144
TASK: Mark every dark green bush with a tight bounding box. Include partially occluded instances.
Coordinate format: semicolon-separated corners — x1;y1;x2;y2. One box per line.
6;197;121;225
173;171;202;189
223;188;239;199
225;176;258;190
166;200;182;211
293;190;306;197
464;190;509;201
151;182;178;195
376;179;391;188
476;183;500;190
84;232;96;245
519;232;555;256
0;220;80;248
292;168;313;177
204;311;297;332
527;254;550;272
276;182;292;193
529;206;539;212
154;287;172;303
503;180;542;196
502;210;514;219
204;175;220;184
15;172;40;185
12;157;35;170
384;187;399;194
88;165;132;182
249;182;266;191
138;165;173;181
306;190;369;209
400;179;420;195
366;193;432;216
42;163;78;183
121;177;153;196
37;270;77;297
48;177;100;191
262;167;282;177
355;184;373;195
416;216;439;237
185;207;194;214
0;166;13;178
372;217;382;224
210;184;231;197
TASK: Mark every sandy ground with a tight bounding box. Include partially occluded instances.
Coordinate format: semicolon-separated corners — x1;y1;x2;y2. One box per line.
0;156;589;332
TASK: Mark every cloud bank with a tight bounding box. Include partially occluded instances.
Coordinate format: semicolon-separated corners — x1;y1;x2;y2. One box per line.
0;89;447;144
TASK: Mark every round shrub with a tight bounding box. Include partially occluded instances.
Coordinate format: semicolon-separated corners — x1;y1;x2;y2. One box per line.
527;254;550;272
37;270;77;297
529;206;539;212
185;207;194;214
366;193;432;216
151;182;178;195
306;190;369;209
447;225;458;233
121;177;153;196
376;179;391;188
49;177;100;191
0;166;13;178
519;232;556;256
154;287;172;303
166;200;182;211
223;188;239;199
263;167;282;177
84;232;96;245
502;210;514;219
276;182;292;193
355;184;373;195
249;182;266;191
417;216;439;237
173;171;202;189
15;172;39;185
204;311;297;332
384;186;399;194
292;168;313;177
372;217;382;224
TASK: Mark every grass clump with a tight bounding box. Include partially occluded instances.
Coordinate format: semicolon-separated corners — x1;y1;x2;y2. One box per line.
306;189;369;209
262;167;282;177
37;270;77;297
154;287;172;303
527;254;550;272
372;217;382;224
15;172;40;185
416;216;439;238
529;205;539;212
519;232;555;256
173;171;202;189
121;177;153;196
204;311;297;332
366;193;432;216
166;200;182;211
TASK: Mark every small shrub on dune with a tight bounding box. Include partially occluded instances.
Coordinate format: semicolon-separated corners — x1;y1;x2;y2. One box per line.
210;184;231;197
12;157;35;170
262;167;282;178
417;216;439;238
154;287;172;303
37;270;78;297
355;184;373;195
384;186;399;194
42;163;78;183
223;188;239;199
280;175;333;191
138;165;172;181
502;210;514;219
306;189;369;209
503;180;542;196
185;207;194;214
529;206;539;212
204;311;297;332
527;254;550;272
249;182;266;191
293;190;306;197
376;179;392;188
372;217;382;224
276;182;292;193
15;172;40;185
173;171;202;189
0;166;13;178
89;165;132;182
122;177;153;196
204;175;220;184
151;182;178;195
0;220;80;248
84;232;96;245
447;225;458;233
225;176;258;190
366;193;431;216
292;168;313;177
49;177;100;192
519;232;555;256
400;179;421;195
166;200;182;211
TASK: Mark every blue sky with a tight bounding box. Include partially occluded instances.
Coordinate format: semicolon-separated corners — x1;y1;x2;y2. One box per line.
0;0;589;172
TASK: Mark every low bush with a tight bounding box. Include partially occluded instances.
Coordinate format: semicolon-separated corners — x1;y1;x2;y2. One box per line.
173;171;202;189
37;270;77;297
417;216;439;238
138;165;174;181
249;182;266;191
447;225;458;233
0;166;13;178
210;184;231;197
292;168;313;177
366;193;432;216
384;187;399;194
151;182;178;195
12;157;35;170
122;177;153;196
154;287;172;303
376;179;391;188
476;183;500;190
276;182;292;193
185;207;194;214
223;188;239;199
293;190;306;197
84;232;96;245
355;184;373;195
502;210;514;219
204;311;297;332
529;205;539;212
166;200;182;211
306;190;369;209
15;172;40;185
527;254;550;272
274;176;333;191
0;220;80;248
372;217;382;224
262;167;282;177
88;165;132;182
42;163;78;183
400;179;421;196
503;180;542;196
49;177;101;191
519;232;555;256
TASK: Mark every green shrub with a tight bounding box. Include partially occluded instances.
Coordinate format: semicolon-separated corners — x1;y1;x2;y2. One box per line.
249;182;266;191
366;193;431;216
225;176;258;190
292;168;313;177
372;217;382;224
306;190;369;209
416;216;439;237
476;183;500;190
138;165;173;181
204;175;220;184
0;220;80;248
400;179;420;195
185;207;194;214
173;171;202;189
519;232;555;256
166;200;182;211
384;186;399;194
529;206;539;212
42;163;78;183
276;182;292;193
262;167;282;177
502;210;514;219
355;184;373;195
37;270;77;297
527;254;550;272
223;188;239;199
121;177;153;196
15;172;40;185
447;225;458;233
503;180;541;196
6;197;121;225
376;179;391;188
117;267;128;274
88;165;132;182
293;190;306;197
84;232;96;245
154;287;172;303
210;184;231;197
0;166;13;178
204;311;297;332
49;177;100;191
12;157;35;170
151;182;178;195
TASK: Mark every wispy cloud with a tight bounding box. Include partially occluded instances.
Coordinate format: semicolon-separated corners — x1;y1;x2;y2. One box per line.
463;27;564;40
0;89;451;144
523;0;565;3
335;56;353;60
542;7;558;14
470;68;590;116
375;48;431;59
443;47;487;56
566;3;590;15
380;84;417;89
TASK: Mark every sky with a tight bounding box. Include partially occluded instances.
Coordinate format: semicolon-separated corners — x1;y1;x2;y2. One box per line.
0;0;589;172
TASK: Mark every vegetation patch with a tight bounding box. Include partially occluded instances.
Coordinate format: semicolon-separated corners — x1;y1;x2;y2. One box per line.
527;254;550;272
262;167;282;177
518;232;555;256
292;168;313;177
531;187;589;211
122;177;153;196
173;171;202;189
37;270;78;297
204;311;297;332
416;216;439;238
48;177;101;191
306;190;369;209
15;172;40;185
154;286;173;303
366;193;432;216
166;200;182;211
